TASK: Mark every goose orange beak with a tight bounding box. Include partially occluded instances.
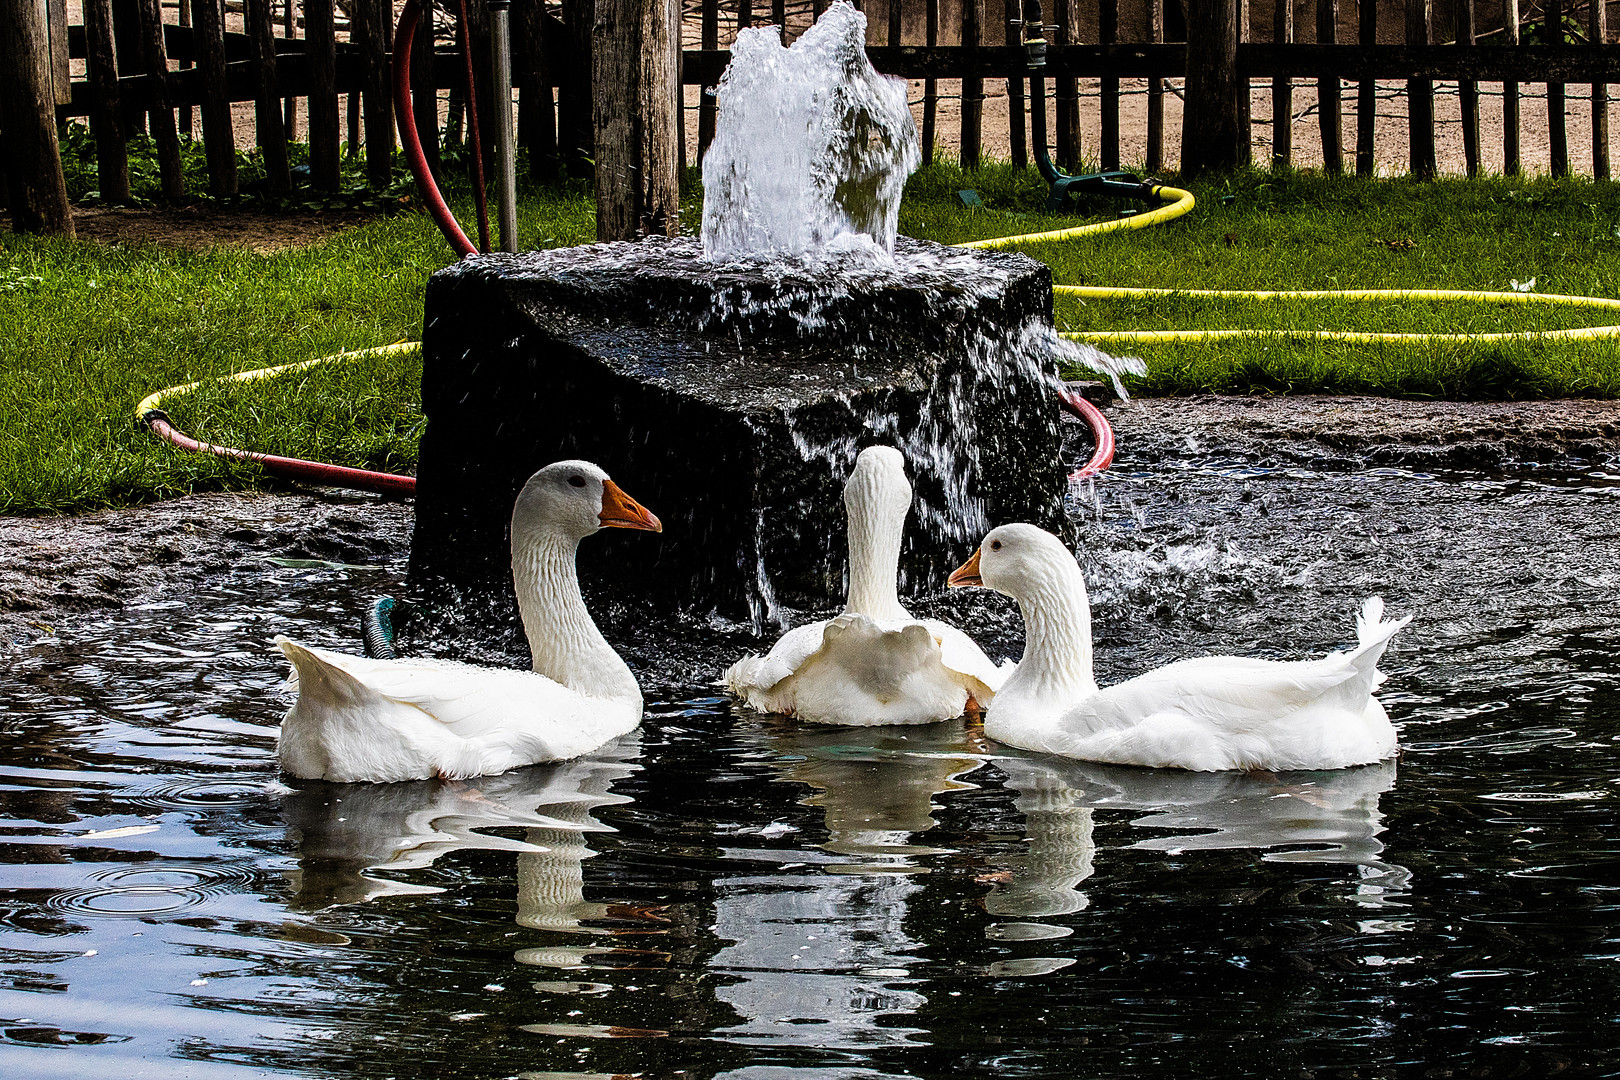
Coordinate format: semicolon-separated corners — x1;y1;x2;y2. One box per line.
599;479;662;532
947;548;983;588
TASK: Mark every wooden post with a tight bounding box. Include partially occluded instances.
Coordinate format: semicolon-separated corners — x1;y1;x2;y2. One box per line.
962;0;984;168
517;0;557;177
1100;0;1119;170
249;0;292;192
178;0;192;137
1182;0;1247;173
283;0;298;139
1594;0;1610;178
83;0;132;203
1056;0;1081;168
112;0;145;134
193;0;237;195
1147;0;1164;171
698;0;718;159
1005;0;1026;168
1406;0;1434;178
0;0;73;233
134;0;185;197
1317;0;1342;173
1503;0;1519;173
1356;0;1375;173
592;0;680;238
1547;0;1568;177
922;0;937;160
777;0;788;42
307;0;340;188
1457;0;1478;175
1270;0;1291;168
555;0;592;175
357;0;394;189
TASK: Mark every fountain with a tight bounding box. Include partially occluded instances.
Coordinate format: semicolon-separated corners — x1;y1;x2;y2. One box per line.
409;3;1069;625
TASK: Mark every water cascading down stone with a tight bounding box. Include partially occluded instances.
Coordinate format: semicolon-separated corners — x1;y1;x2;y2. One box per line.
408;1;1067;625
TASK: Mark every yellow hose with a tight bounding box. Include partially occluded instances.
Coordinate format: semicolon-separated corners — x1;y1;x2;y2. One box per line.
135;341;422;421
956;186;1620;347
955;185;1197;250
1055;286;1620;344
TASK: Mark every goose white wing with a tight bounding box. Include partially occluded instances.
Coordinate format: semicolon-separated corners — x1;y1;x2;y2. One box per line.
924;619;1015;697
279;638;639;778
723;619;832;698
1036;653;1383;771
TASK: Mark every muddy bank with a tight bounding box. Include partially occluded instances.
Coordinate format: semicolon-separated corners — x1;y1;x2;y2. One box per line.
4;394;1618;656
1108;395;1620;471
0;491;412;655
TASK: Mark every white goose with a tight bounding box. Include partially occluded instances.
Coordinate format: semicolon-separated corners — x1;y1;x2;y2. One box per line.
724;445;1010;725
275;460;662;783
948;523;1409;771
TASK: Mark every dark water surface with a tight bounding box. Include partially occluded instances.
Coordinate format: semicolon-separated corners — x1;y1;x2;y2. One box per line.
3;455;1619;1079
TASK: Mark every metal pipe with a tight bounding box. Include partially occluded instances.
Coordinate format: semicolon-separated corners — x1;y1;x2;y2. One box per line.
488;0;519;252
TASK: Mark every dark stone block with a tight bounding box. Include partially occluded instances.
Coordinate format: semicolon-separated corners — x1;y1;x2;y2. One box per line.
408;235;1065;627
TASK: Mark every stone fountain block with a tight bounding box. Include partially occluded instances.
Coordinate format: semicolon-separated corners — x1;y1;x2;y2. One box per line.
409;235;1065;623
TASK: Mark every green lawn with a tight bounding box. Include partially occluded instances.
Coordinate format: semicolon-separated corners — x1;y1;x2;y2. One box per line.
4;163;1619;514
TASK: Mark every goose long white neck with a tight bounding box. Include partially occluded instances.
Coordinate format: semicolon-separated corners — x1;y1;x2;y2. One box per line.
1003;555;1099;702
511;532;640;704
843;453;913;621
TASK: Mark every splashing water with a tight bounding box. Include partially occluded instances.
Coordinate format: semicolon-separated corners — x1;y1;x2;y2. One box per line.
701;2;920;260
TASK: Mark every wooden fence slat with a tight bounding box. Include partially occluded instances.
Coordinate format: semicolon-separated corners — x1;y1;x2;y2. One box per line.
1406;0;1434;179
177;0;192;135
306;0;339;188
346;65;361;155
248;0;291;191
359;0;392;188
962;0;984;168
1318;0;1342;173
1100;0;1119;169
1005;0;1026;168
192;0;237;194
134;0;185;196
82;0;131;202
1271;0;1290;168
1548;0;1568;176
1055;0;1081;168
1458;0;1478;175
921;0;937;158
413;0;443;177
0;0;73;231
1595;0;1610;178
282;0;296;138
776;0;787;43
698;0;717;159
1503;0;1520;173
1356;0;1374;173
1147;0;1164;171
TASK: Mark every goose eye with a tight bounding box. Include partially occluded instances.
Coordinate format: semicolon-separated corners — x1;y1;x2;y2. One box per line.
568;475;587;488
990;540;1002;551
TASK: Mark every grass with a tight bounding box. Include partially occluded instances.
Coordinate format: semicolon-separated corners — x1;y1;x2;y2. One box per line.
4;159;1620;514
905;162;1620;398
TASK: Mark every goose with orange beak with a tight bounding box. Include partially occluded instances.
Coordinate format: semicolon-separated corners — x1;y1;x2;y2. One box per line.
276;461;661;783
949;524;1409;772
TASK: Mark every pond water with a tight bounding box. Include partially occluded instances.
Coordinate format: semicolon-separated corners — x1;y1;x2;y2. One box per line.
3;450;1618;1079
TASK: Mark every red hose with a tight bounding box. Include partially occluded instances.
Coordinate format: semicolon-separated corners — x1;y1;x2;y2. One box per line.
145;412;417;498
393;0;478;257
1058;386;1116;481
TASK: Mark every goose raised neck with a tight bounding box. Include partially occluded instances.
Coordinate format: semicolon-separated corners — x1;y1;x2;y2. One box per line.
842;445;912;622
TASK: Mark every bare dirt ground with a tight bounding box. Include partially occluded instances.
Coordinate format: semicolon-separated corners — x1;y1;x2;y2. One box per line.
5;395;1618;657
67;203;381;252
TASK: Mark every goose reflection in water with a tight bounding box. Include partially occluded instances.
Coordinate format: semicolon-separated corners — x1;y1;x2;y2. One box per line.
709;718;986;1049
279;734;642;923
988;755;1408;921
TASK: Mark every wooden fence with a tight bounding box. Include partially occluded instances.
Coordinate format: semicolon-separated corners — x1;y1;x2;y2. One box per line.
8;0;1620;217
